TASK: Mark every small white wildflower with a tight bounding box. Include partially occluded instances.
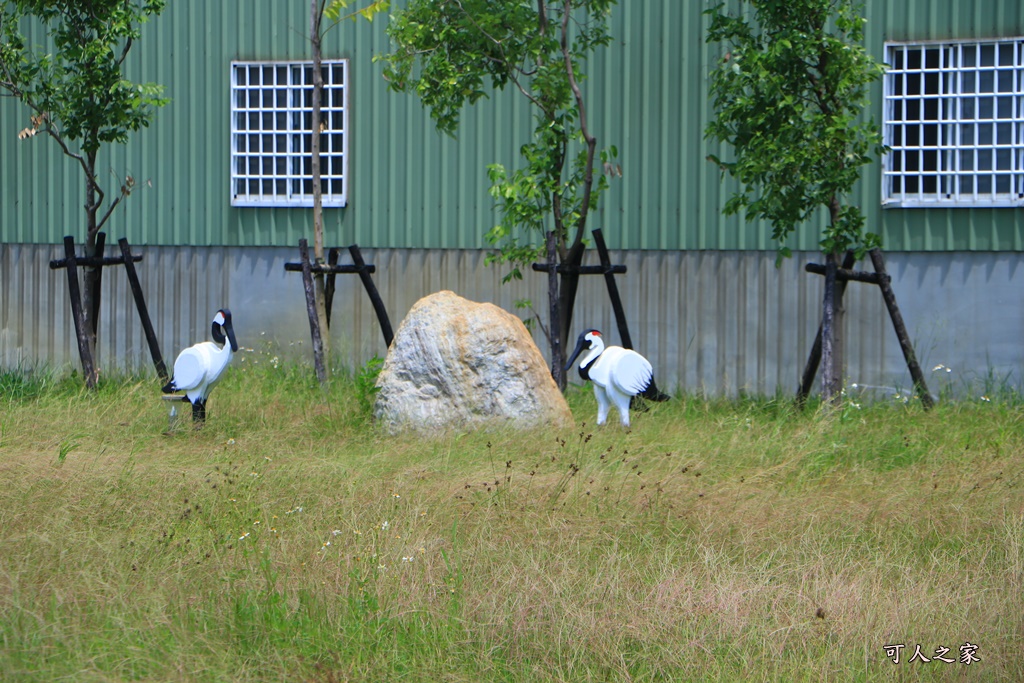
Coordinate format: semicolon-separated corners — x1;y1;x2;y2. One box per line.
381;521;390;530
402;556;414;563
332;529;342;536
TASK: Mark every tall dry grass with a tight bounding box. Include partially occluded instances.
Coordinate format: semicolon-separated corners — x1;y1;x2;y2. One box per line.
0;360;1021;681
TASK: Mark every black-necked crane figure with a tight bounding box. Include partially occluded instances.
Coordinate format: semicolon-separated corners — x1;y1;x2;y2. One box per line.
564;329;653;428
162;309;238;423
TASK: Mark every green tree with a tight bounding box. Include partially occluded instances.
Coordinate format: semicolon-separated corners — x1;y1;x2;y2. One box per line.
1;0;167;388
380;0;618;389
704;0;886;403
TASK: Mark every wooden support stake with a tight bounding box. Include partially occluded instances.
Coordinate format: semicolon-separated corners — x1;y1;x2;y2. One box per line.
299;239;327;385
591;229;633;350
803;263;882;284
324;247;340;329
118;238;167;381
50;254;143;269
592;229;668;402
348;244;394;348
868;249;934;409
89;232;106;339
283;262;373;274
530;263;627;275
62;236;97;389
797;250;856;405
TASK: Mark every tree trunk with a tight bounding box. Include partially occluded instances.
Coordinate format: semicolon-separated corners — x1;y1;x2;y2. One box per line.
797;250;855;405
299;239;327;386
310;0;331;383
821;194;844;405
546;231;564;390
833;256;846;397
80;150;101;387
820;250;841;404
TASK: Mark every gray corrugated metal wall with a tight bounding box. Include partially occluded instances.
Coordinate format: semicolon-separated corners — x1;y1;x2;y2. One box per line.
3;244;1021;397
3;0;1023;251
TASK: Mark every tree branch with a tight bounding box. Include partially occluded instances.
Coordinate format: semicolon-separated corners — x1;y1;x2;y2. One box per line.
506;68;543;111
116;36;133;66
95;182;130;232
561;0;597;250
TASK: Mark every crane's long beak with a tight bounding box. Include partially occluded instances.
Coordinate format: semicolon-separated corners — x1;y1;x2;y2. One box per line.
564;335;587;373
224;319;239;352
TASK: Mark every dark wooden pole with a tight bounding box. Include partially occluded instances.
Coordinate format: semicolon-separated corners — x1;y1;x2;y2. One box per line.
591;229;633;350
299;239;327;385
592;228;668;402
546;231;565;391
117;238;167;381
348;244;394;348
62;236;97;389
868;249;934;409
797;250;856;405
87;232;107;370
820;251;840;404
50;254;142;269
324;247;340;329
803;263;882;283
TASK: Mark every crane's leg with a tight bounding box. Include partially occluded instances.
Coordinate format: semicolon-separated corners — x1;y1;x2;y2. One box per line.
594;385;610;425
608;386;632;427
192;399;207;424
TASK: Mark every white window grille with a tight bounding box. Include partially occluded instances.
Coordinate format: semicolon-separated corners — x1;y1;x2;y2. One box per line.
230;60;348;207
883;39;1024;207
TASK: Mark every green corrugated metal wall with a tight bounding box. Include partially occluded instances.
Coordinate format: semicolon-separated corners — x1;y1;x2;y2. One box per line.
2;0;1023;251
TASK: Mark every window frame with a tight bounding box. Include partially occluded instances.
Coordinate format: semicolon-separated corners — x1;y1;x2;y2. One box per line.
229;59;350;208
882;37;1024;208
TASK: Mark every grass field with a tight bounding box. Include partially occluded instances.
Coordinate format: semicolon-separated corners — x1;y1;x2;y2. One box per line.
1;359;1022;682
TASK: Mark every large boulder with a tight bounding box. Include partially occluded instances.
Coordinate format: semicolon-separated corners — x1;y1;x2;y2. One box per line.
374;291;573;432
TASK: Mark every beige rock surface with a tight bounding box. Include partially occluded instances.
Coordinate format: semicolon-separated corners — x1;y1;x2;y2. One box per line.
374;290;573;432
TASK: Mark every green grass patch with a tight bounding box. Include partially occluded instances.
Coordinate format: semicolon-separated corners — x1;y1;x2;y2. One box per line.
1;364;1022;681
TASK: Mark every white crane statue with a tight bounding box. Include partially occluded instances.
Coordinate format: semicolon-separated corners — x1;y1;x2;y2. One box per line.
162;308;238;424
564;329;653;428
